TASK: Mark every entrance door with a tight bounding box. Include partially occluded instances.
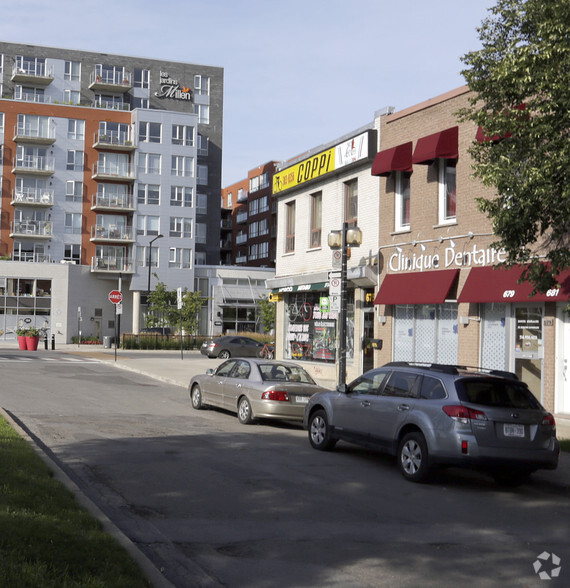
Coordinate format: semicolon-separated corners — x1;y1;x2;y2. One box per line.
513;305;543;401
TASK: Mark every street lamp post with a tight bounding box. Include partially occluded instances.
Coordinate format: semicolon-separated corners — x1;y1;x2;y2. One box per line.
147;234;164;297
328;222;362;388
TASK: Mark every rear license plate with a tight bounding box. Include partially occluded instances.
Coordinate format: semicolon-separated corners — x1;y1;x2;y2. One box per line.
504;423;525;438
296;396;309;404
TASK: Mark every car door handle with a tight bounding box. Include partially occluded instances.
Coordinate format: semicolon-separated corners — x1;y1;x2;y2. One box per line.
398;404;410;411
361;400;370;407
235;383;242;388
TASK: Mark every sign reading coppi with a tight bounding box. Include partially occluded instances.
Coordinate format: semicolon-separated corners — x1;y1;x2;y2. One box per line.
388;244;508;272
155;71;193;101
273;131;373;194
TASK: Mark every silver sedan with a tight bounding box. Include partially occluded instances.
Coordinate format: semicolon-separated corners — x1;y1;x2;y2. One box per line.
189;358;328;424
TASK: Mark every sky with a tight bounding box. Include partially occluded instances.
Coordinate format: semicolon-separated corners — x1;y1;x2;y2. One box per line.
1;0;494;186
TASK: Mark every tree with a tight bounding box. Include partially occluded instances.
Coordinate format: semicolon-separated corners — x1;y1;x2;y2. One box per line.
146;277;174;331
178;290;205;335
257;295;275;334
459;0;570;293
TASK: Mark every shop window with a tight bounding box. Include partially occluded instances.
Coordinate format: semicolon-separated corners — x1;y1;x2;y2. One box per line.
310;192;322;248
285;201;295;253
438;159;456;224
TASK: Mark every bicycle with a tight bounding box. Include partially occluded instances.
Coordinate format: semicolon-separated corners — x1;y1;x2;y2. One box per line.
259;342;275;359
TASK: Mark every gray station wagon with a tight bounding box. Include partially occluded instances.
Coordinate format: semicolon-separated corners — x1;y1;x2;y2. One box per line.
304;362;560;485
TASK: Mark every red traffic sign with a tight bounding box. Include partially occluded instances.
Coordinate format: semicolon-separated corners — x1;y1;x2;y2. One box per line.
108;290;122;304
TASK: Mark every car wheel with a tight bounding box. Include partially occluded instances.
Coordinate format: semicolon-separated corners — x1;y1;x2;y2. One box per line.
237;396;254;424
218;349;231;359
266;349;274;359
398;432;430;482
308;409;337;451
190;384;203;409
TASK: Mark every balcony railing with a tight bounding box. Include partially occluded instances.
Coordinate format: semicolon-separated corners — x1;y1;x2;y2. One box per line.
91;193;135;211
14;124;56;144
12;155;55;175
10;220;53;238
220;218;232;230
89;70;132;92
91;256;134;273
236;211;248;224
12;188;54;206
93;130;136;150
92;100;130;111
12;64;54;85
92;161;135;181
12;252;52;263
236;233;248;245
90;225;134;242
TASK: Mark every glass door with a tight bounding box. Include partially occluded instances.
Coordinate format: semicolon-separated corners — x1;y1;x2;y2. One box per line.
513;305;543;400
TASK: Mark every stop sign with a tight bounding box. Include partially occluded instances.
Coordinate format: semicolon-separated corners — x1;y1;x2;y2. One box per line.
108;290;122;304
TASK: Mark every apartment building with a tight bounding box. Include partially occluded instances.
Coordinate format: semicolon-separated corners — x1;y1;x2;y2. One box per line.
0;41;223;342
221;161;278;267
371;86;570;414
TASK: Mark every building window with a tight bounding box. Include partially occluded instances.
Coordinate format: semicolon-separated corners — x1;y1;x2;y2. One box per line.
250;175;260;193
344;179;358;225
64;243;81;262
138;184;160;205
259;241;269;258
137;215;160;236
169;247;192;268
194;104;209;124
195;223;207;244
170;217;192;238
170;186;193;207
172;124;194;146
66;180;83;202
194;75;210;96
197;134;209;155
139;121;161;143
171;155;193;177
134;68;150;89
65;213;82;234
259;195;269;213
196;193;207;214
64;90;80;104
310;191;322;248
64;61;80;81
260;172;270;189
395;172;411;231
138;153;161;175
66;150;84;171
227;192;233;208
197;164;208;185
132;97;149;109
438;159;456;224
67;119;85;140
249;198;259;216
195;251;207;265
285;201;295;253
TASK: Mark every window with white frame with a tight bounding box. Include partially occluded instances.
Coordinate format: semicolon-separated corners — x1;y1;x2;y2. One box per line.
250;175;259;193
67;119;85;140
194;75;210;95
0;112;4;132
66;180;83;202
132;97;149;109
134;68;150;89
249;243;259;260
250;221;259;238
195;251;207;265
258;195;269;213
171;186;193;207
395;172;411;232
64;90;81;105
196;193;207;214
259;241;269;258
138;184;160;205
227;192;233;208
139;245;159;268
197;164;208;185
194;104;209;124
259;218;268;236
64;243;81;262
17;114;50;138
67;150;84;171
65;213;82;234
344;179;358;225
172;124;194;146
260;172;270;189
138;152;161;174
169;247;192;268
137;215;160;236
438;159;457;224
139;121;161;143
195;223;207;244
171;155;193;177
249;198;259;216
285;201;295;253
170;217;192;238
197;134;208;155
310;191;322;248
64;61;80;81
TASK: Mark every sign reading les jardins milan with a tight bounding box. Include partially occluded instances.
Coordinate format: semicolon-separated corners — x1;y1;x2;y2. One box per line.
155;71;193;101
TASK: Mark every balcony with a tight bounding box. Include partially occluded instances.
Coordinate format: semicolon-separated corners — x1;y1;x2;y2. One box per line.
10;220;53;239
12;252;52;263
93;130;136;151
92;161;135;182
91;193;135;212
12;155;55;176
91;256;135;274
236;232;248;245
13;124;56;144
89;70;132;93
220;218;232;230
236;211;248;224
11;64;54;86
220;239;232;250
12;188;54;207
90;225;135;243
92;99;130;111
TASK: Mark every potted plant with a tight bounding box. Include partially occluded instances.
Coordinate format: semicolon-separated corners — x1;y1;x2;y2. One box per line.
25;327;40;351
16;327;28;350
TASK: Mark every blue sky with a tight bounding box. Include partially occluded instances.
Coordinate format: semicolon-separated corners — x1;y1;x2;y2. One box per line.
1;0;493;185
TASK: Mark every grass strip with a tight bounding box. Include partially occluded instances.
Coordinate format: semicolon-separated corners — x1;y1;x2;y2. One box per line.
0;415;151;587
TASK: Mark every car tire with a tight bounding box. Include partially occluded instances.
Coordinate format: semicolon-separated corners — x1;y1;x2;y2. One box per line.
190;384;204;409
237;396;254;424
308;409;337;451
398;432;430;482
218;350;231;359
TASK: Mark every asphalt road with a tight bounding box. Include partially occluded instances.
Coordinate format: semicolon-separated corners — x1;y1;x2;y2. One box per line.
1;351;569;587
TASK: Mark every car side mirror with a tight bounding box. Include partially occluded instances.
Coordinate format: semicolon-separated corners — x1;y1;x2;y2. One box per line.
206;369;214;376
336;384;348;394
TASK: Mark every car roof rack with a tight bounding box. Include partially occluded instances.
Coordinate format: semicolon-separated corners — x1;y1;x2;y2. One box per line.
384;362;518;380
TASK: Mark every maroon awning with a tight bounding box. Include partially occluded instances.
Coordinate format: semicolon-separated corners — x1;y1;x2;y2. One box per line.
475;126;512;143
412;126;459;164
374;269;459;305
458;266;570;303
371;142;413;177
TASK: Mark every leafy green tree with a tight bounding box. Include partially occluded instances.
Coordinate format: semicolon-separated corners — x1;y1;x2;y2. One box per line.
146;277;175;331
459;0;570;293
257;295;276;334
177;290;205;335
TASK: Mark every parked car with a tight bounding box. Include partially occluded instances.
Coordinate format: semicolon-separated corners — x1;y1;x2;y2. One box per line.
200;335;264;359
304;362;559;485
189;358;328;424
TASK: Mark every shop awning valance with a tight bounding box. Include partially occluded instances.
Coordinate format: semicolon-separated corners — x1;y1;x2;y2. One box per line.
458;266;570;303
371;142;413;177
373;269;459;305
412;126;458;165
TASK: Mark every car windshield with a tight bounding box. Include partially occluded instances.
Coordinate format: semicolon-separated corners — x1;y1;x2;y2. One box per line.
456;378;542;410
259;363;316;384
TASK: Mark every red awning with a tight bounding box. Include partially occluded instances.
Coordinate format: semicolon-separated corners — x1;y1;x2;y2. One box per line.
412;126;459;164
374;269;459;305
475;126;512;143
371;142;413;177
458;266;570;303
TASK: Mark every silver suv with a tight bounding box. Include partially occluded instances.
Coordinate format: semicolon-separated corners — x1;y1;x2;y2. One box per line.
304;363;559;485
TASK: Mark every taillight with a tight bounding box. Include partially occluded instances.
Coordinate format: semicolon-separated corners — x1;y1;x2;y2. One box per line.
443;405;488;423
542;413;556;426
262;390;290;402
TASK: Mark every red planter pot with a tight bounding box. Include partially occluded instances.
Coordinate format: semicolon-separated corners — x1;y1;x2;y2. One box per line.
25;336;40;351
18;336;27;350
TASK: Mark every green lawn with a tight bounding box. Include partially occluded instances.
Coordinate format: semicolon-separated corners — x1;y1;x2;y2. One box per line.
0;415;151;588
